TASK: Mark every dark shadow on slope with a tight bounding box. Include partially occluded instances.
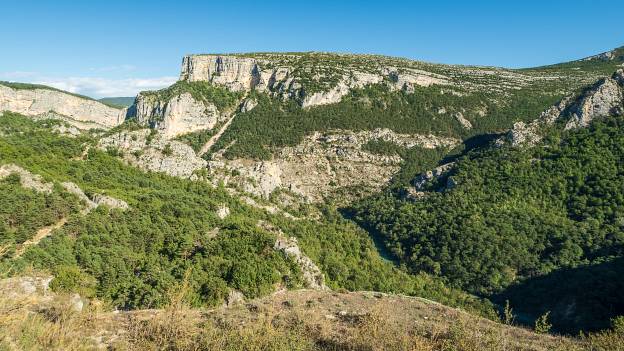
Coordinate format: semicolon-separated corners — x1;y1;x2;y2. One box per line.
493;257;624;334
439;132;503;165
339;206;398;264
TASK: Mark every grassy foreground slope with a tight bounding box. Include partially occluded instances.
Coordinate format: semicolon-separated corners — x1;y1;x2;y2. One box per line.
0;112;492;315
2;282;623;350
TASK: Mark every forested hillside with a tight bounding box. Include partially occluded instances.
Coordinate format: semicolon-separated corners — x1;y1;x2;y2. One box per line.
2;47;624;345
0;112;492;315
353;115;624;333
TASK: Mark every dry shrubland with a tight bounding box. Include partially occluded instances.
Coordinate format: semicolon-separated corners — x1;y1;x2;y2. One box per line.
2;282;623;351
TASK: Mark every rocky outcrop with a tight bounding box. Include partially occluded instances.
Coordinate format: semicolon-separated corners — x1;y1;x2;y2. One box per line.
0;164;128;211
0;84;124;129
239;98;258;113
301;72;383;108
256;220;327;290
130;92;222;138
61;181;128;211
51;123;81;137
565;70;624;129
177;54;451;108
581;47;623;62
225;289;245;306
98;129;207;178
216;205;230;219
411;162;455;190
453;112;473;129
0;164;53;193
385;67;449;92
274;235;327;290
91;194;129;210
0;276;53;299
180;55;260;91
507;69;624;146
207;129;459;202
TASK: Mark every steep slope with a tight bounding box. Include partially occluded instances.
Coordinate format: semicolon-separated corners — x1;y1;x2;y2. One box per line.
0;112;491;316
352;68;624;333
122;50;617;203
0;81;125;129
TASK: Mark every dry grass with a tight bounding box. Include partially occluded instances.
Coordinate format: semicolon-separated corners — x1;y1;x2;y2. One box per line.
0;294;100;350
1;284;623;351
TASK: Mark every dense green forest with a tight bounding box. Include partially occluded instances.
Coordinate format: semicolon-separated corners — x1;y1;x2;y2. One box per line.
210;84;564;160
353;115;624;333
0;112;493;316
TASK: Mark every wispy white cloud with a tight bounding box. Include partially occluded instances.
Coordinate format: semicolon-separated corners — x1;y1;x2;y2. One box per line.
37;76;177;97
0;72;177;98
89;64;137;73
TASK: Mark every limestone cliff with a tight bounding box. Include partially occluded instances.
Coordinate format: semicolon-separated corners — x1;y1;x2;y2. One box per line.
506;69;624;147
207;129;459;202
177;54;452;108
129;92;224;138
0;83;124;129
98;129;207;178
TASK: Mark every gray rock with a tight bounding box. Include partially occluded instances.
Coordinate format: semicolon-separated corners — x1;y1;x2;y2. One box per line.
92;194;129;210
565;75;623;129
225;289;245;307
0;84;124;129
216;205;230;219
239;98;258;113
506;69;624;147
130;92;222;138
412;163;455;190
69;293;84;312
453;112;473;129
273;233;327;290
0;164;53;193
98;129;207;178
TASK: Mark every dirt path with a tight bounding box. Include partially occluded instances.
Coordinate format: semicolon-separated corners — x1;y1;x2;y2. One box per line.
199;114;236;156
14;217;68;258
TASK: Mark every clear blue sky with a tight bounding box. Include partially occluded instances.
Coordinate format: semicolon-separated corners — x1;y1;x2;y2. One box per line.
1;0;622;97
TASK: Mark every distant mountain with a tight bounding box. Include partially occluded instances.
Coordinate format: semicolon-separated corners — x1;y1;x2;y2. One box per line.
0;81;124;129
98;96;135;108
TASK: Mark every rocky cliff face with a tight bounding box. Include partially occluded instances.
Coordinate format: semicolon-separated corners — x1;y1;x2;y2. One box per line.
98;129;207;178
208;129;459;202
180;55;260;91
565;70;624;129
177;54;453;108
0;84;124;129
130;92;223;138
506;69;624;146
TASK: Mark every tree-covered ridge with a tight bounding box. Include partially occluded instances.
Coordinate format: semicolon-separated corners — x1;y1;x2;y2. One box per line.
0;112;493;316
210;81;564;160
527;45;624;75
353;115;624;332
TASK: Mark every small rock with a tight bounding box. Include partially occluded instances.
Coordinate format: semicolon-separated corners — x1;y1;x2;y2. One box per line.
70;293;84;312
216;205;230;219
226;289;245;307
